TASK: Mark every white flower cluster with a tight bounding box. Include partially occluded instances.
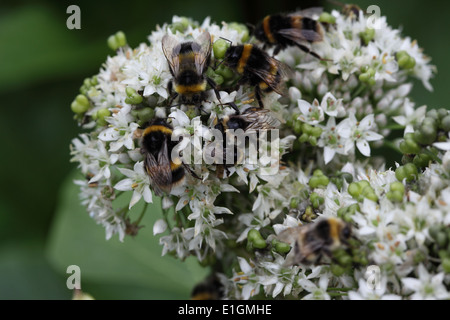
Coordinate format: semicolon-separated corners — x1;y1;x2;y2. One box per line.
70;8;450;300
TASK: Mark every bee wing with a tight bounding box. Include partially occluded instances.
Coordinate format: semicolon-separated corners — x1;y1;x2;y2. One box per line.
277;27;323;43
162;34;181;76
277;226;304;244
245;57;290;96
239;109;281;131
288;7;324;19
193;31;212;75
144;139;173;196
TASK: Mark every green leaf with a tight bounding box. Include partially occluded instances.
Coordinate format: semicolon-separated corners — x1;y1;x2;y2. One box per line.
46;170;209;299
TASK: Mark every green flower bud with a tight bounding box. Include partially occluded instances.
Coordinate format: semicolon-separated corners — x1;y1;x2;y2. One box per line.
365;192;378;202
107;31;127;51
247;229;261;242
399;138;421;155
213;38;230;59
215;64;234;80
272;240;291;254
413;153;431;168
359;28;375;46
293;121;303;135
308;135;318;146
436;232;448;248
96;108;110;126
442;258;450;273
330;264;346;277
301;206;317;222
404;163;418;181
228;22;250;42
137;107;155;123
290;198;299;209
441;115;450;132
71;94;90;114
311;127;323;138
252;238;267;249
319;12;336;24
348;182;361;197
390;181;405;193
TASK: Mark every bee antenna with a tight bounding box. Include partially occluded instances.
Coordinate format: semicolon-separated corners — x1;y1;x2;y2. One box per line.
213;58;226;70
219;37;232;45
245;22;255;34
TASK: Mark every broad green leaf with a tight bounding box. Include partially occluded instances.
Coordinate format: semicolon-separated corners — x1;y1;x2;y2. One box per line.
46;170;209;299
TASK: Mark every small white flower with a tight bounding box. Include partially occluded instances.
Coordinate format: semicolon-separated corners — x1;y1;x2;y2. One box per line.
301;275;331;300
114;161;152;208
338;113;383;157
297;98;325;125
402;264;449;300
348;278;401;300
99;105;139;152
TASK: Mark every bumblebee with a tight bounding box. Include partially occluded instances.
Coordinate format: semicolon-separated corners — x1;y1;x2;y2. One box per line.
328;0;361;19
278;217;352;266
253;8;325;59
211;107;280;177
223;44;288;108
162;31;221;108
191;275;224;300
140;118;186;196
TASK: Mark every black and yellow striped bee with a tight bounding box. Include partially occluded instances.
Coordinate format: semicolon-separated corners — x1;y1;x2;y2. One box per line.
253;8;325;59
328;0;362;19
140;118;187;195
191;275;224;300
211;107;280;177
223;44;289;109
278;217;352;266
162;31;221;108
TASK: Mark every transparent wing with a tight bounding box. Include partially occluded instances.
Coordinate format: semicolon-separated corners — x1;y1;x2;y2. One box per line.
144;139;173;196
193;31;212;75
162;34;181;76
239;109;281;131
245;55;290;95
277;27;323;43
288;7;324;19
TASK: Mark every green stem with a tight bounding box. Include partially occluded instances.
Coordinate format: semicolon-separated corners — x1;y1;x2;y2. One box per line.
351;83;367;100
135;202;149;225
383;124;406;131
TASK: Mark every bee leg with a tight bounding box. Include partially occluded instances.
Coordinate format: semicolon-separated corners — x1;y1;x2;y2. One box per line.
272;45;282;57
294;43;325;61
254;86;265;109
226;101;240;113
183;163;202;180
167;80;178;107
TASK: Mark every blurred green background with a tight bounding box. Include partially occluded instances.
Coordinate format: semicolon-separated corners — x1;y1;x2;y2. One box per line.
0;0;449;299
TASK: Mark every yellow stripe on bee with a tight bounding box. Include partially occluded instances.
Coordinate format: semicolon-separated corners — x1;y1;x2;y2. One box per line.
170;161;182;171
263;16;276;44
259;82;269;90
174;82;207;94
237;44;253;74
291;16;303;29
143;125;173;136
329;220;339;243
179;51;195;63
